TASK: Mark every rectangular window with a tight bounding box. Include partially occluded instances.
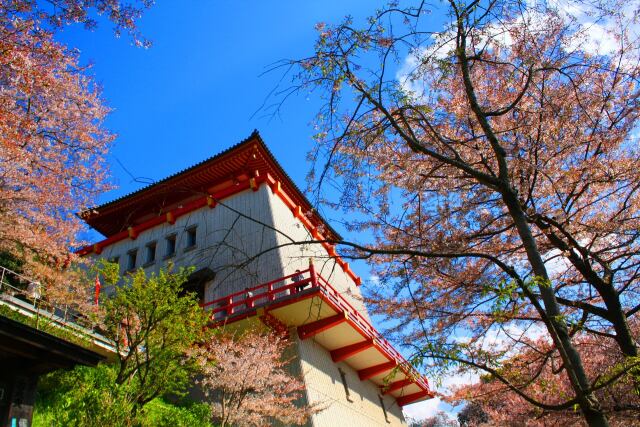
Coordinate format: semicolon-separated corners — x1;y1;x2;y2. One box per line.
338;368;352;402
126;250;137;271
185;226;197;249
145;241;156;265
165;234;176;258
378;395;390;423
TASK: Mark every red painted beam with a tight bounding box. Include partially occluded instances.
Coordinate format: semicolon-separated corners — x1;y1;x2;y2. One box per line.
381;378;414;395
297;314;346;340
397;390;430;407
358;361;397;381
330;340;374;363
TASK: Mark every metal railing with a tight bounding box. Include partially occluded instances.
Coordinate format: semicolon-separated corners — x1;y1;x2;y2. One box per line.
0;265;115;353
201;265;431;392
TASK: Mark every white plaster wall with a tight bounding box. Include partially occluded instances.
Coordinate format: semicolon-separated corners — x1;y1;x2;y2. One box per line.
90;185;284;301
266;188;370;320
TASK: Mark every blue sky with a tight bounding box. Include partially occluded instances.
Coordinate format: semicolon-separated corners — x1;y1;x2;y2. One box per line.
59;2;453;420
61;1;396;291
62;0;382;296
59;1;371;208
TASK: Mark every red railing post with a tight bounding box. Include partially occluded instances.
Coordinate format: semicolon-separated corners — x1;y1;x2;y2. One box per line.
245;288;254;309
268;283;275;301
309;258;317;287
227;296;234;315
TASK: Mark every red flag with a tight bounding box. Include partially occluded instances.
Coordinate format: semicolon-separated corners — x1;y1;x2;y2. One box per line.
94;274;101;306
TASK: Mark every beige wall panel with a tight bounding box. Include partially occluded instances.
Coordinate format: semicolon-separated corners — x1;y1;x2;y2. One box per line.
90;186;284;302
266;188;371;321
297;335;406;427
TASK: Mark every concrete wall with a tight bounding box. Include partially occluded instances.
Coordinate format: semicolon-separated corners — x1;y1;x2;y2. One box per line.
296;335;406;427
266;187;370;320
89;185;284;300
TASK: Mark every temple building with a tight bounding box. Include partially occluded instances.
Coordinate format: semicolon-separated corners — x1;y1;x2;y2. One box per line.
79;131;432;426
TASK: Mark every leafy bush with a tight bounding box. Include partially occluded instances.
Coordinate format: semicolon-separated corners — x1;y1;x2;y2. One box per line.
33;365;212;427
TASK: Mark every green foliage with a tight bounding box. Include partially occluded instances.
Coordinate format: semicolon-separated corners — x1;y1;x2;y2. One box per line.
91;258;122;287
33;365;213;427
0;304;92;348
33;265;212;425
33;364;134;426
140;398;211;427
100;265;210;409
0;250;24;274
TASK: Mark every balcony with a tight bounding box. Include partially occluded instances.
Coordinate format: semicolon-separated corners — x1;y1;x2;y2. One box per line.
202;265;433;407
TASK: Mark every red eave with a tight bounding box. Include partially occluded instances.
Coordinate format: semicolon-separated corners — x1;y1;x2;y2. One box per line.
76;132;363;287
201;266;434;407
79;131;340;241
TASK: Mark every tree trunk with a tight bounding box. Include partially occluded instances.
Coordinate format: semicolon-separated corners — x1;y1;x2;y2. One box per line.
540;224;637;357
599;285;638;357
503;190;610;427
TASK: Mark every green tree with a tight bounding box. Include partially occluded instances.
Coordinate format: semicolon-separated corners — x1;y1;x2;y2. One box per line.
34;265;210;425
100;265;210;415
34;365;212;427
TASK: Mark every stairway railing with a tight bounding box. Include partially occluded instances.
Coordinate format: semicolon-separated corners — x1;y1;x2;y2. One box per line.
0;265;115;353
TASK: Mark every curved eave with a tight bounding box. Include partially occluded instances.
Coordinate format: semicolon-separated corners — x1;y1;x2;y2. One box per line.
79;130;341;241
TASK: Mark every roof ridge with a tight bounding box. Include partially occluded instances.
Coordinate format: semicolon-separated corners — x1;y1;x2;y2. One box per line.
82;130;262;215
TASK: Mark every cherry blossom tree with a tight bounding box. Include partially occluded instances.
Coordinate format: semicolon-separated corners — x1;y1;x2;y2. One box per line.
190;327;313;427
277;0;640;425
0;0;152;285
450;320;640;425
409;412;458;427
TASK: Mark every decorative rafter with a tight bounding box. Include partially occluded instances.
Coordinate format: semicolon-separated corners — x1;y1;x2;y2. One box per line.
297;313;347;340
330;340;374;362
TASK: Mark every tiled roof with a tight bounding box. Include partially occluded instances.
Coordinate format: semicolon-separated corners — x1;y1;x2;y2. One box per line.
81;130;341;240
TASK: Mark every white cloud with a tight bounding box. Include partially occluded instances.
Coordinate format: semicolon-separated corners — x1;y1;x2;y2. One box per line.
368;274;380;285
403;371;479;422
440;371;480;392
395;46;430;100
403;396;452;421
397;0;639;98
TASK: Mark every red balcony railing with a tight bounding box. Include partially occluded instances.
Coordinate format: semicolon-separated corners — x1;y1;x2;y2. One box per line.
201;266;430;392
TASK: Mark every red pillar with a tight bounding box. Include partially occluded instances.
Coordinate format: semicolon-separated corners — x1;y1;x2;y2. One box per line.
309;258;317;287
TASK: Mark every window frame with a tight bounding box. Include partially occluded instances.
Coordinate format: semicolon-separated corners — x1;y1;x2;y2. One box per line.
184;225;197;251
164;234;177;259
144;241;157;266
126;249;138;271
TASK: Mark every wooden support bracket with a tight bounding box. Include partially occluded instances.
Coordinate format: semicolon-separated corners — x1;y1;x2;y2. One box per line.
330;340;374;363
396;390;430;407
297;313;347;340
382;378;414;395
358;361;397;381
